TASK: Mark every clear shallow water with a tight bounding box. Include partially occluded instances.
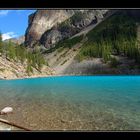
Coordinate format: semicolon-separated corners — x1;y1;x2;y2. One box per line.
0;76;140;130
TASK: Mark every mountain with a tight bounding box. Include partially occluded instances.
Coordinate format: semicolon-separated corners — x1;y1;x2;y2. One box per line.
5;36;25;45
25;10;110;49
24;9;140;75
25;10;75;47
1;9;140;79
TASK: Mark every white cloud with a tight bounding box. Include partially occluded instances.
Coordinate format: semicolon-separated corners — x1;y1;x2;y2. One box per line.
2;32;18;41
0;10;9;16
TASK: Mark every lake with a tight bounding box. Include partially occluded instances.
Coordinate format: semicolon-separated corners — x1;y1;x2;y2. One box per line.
0;76;140;130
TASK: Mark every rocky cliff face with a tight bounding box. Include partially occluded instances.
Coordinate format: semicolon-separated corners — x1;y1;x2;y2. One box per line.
25;10;76;47
25;10;109;49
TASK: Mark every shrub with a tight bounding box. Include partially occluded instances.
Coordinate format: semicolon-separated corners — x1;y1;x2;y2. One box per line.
70;12;84;24
75;53;85;62
0;37;47;74
57;47;64;53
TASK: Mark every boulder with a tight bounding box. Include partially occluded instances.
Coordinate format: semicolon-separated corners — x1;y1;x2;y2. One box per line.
0;107;13;115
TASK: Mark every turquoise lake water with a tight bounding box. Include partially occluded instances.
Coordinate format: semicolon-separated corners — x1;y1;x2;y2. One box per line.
0;76;140;130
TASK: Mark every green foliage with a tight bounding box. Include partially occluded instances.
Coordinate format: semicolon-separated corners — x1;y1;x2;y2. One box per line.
0;68;5;72
77;13;140;64
57;47;64;53
7;41;16;60
75;53;85;62
56;35;84;49
16;45;27;63
26;48;46;73
45;35;84;53
0;32;2;42
80;43;100;58
0;38;47;74
59;20;71;32
70;11;84;24
78;41;112;63
59;11;84;31
33;48;46;71
26;63;33;75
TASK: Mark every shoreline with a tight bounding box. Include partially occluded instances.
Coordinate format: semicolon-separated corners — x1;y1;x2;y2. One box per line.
1;73;140;81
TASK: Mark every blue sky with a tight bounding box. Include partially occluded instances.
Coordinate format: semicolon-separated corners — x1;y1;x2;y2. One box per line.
0;10;36;40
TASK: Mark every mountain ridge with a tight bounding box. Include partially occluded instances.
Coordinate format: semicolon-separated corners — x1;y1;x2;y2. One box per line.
25;10;109;49
4;36;25;45
1;9;140;79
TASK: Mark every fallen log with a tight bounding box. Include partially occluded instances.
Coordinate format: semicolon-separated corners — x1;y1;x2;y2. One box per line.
0;118;31;131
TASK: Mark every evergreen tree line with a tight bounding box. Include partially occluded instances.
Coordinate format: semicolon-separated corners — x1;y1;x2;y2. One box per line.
0;33;46;74
45;35;84;53
77;13;140;64
55;35;84;49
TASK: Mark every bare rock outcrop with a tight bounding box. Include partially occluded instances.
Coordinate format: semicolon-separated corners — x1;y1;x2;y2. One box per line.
0;56;55;80
25;10;109;49
25;10;76;47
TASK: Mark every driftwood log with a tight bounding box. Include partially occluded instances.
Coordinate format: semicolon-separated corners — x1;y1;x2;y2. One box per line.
0;118;31;131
